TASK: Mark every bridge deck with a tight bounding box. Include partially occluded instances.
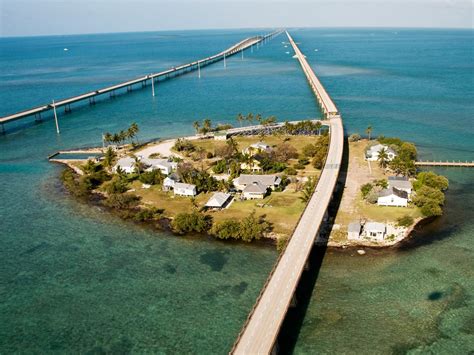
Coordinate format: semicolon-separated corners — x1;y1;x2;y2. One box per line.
231;32;344;354
0;31;282;125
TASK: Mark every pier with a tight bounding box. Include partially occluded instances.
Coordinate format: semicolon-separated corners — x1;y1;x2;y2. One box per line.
0;30;283;132
415;161;474;167
231;31;344;354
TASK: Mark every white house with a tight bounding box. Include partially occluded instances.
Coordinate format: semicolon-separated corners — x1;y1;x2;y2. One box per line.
242;182;268;199
388;176;412;195
205;192;233;209
240;158;263;173
365;144;397;161
363;222;387;241
174;182;197;197
214;131;229;141
141;158;175;175
233;174;282;191
377;187;408;207
113;157;136;174
242;142;272;155
347;222;362;240
163;173;180;191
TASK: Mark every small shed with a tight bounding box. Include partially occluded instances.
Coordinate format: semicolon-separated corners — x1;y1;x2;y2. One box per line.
363;222;386;241
205;192;233;209
347;222;362;240
174;182;197;197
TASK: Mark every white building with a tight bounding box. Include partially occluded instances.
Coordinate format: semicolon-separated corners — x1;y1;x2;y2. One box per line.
378;187;408;207
113;157;136;174
205;192;233;209
141;158;175;175
347;222;362;240
174;182;197;197
240;158;263;173
242;182;268;199
233;174;282;191
365;144;397;161
363;222;387;241
163;173;180;191
388;176;412;195
242;142;272;155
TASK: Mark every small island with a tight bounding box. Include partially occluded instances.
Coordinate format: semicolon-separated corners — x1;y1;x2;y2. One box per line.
57;117;329;250
54;119;449;251
328;131;449;247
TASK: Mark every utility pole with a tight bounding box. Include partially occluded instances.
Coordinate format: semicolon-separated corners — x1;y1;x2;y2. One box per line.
52;99;60;134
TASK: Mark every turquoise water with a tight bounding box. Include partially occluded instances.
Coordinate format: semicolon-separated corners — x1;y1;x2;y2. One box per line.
1;28;473;353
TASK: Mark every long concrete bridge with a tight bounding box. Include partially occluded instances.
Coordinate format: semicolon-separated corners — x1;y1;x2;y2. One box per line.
0;30;283;132
230;31;344;354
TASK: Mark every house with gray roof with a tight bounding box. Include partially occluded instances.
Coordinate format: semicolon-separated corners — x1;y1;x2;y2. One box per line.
377;187;408;207
113;157;136;174
141;158;174;175
363;222;387;241
233;174;282;191
205;192;233;209
242;182;268;199
347;222;362;240
388;176;412;195
174;182;197;197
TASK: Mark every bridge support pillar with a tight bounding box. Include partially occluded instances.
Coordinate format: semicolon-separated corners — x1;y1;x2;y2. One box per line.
34;112;42;122
110;90;115;98
271;341;279;355
64;104;71;113
304;260;310;271
89;97;95;105
1;123;4;135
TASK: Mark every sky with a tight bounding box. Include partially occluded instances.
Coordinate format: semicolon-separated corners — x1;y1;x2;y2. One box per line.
1;0;472;37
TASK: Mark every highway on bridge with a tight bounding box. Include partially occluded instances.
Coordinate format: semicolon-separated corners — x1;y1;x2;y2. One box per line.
231;31;344;354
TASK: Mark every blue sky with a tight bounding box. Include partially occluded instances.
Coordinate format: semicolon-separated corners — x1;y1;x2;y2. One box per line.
1;0;472;37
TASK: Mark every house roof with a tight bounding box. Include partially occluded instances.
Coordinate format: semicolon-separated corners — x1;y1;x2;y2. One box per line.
115;157;135;168
235;174;281;187
141;158;172;169
348;222;361;234
368;144;396;156
378;187;408;199
166;173;180;181
251;142;270;149
365;222;386;233
205;192;232;208
388;179;412;191
174;182;196;191
388;176;408;181
243;182;267;194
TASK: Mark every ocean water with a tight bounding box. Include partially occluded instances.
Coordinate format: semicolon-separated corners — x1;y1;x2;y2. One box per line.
1;28;473;353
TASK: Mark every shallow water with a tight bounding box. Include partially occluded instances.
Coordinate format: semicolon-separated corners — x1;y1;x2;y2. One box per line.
1;28;473;353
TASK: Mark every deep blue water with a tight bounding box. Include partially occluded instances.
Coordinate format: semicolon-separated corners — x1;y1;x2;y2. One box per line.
1;28;473;353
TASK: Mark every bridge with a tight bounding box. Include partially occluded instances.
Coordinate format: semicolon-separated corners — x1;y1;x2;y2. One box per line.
0;30;283;132
230;31;344;354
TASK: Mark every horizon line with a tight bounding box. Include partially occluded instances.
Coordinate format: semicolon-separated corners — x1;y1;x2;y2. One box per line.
1;25;472;39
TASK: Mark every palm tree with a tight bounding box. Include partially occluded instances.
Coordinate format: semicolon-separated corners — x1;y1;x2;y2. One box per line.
315;121;322;135
128;122;139;144
236;113;244;127
366;125;373;141
192;121;200;134
132;155;145;175
377;148;389;170
202;118;212;134
241;153;255;173
246;113;254;125
103;132;113;146
255;114;262;125
103;147;116;169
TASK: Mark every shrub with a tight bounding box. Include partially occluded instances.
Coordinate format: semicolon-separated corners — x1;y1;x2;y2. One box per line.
210;220;241;240
212;159;227;174
284;167;297;175
298;158;310;166
413;171;449;191
61;168;91;198
206;152;214;159
397;215;415;227
276;235;289;252
171;211;213;234
104;193;141;210
173;138;195;152
302;144;317;157
366;189;379;204
138;170;164;185
348;133;361;142
373;179;388;189
294;163;306;170
133;207;164;222
273;143;298;163
104;176;129;194
360;183;373;198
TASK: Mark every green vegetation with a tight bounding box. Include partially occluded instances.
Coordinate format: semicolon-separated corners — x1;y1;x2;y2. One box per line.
210;211;270;242
360;183;373;199
138;170;164;185
173;138;196;153
103;122;139;146
397;215;415;227
348;133;361;142
171;211;213;234
300;177;316;203
412;171;448;217
312;135;329;169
